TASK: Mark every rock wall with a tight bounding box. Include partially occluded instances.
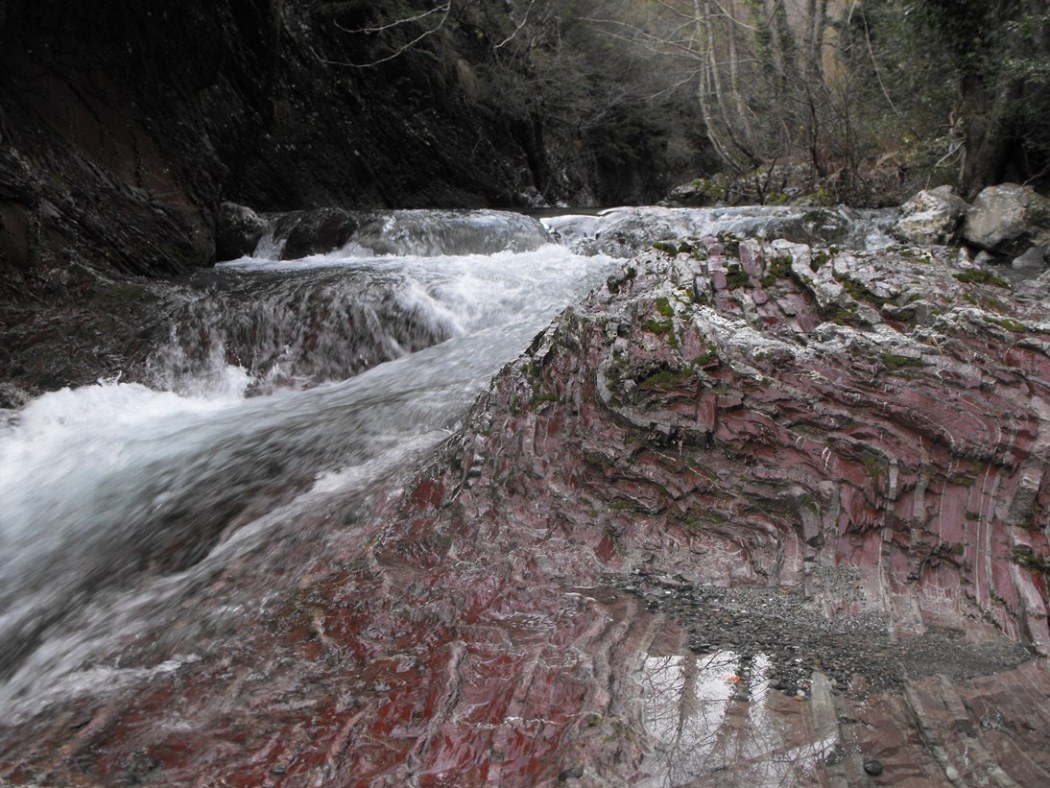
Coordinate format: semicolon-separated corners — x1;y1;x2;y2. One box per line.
5;239;1050;785
0;0;685;291
456;238;1050;646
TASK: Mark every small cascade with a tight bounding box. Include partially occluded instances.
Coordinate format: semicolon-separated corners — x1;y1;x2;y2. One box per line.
146;267;460;394
348;209;553;257
252;208;553;261
544;205;900;256
0;238;617;702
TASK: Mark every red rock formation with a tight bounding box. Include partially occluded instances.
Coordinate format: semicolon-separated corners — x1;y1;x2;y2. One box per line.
3;238;1050;785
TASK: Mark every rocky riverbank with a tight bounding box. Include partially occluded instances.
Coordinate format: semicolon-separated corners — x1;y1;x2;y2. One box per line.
3;230;1049;785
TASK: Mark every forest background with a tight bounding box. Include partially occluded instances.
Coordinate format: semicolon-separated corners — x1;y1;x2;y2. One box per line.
356;0;1050;205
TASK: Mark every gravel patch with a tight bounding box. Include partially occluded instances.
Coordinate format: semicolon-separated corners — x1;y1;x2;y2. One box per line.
607;569;1032;697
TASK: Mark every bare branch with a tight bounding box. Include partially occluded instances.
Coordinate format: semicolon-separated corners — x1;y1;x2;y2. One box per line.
324;1;453;69
494;0;538;50
333;2;451;36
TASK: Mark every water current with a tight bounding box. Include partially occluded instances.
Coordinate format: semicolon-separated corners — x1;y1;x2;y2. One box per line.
0;206;894;721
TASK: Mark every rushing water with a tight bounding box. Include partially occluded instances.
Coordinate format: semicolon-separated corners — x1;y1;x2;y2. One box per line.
0;206;896;720
0;216;617;713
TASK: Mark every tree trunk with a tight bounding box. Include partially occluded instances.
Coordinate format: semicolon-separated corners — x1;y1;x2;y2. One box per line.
961;77;1025;194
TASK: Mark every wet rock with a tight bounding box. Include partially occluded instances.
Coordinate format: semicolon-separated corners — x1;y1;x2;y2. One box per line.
275;207;359;260
894;185;968;245
0;146;38;203
962;183;1050;254
4;236;1050;785
663;179;719;207
519;186;550;209
863;759;884;776
215;202;267;261
0;382;30;410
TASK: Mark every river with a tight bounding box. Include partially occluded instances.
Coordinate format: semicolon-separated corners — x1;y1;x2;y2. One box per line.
0;206;895;722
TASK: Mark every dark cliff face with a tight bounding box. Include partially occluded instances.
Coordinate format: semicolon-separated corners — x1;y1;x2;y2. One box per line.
0;1;482;284
0;0;691;294
0;1;250;287
0;0;700;393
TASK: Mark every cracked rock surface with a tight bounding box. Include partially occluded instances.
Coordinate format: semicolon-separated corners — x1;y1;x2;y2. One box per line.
4;238;1050;786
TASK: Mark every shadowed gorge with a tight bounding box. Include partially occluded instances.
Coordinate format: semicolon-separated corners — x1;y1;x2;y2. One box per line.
2;2;1050;786
0;0;709;398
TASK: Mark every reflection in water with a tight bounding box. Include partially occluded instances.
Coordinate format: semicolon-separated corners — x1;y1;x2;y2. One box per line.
637;649;838;786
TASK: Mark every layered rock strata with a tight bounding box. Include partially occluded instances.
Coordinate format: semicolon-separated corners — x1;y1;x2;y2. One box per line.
3;239;1050;785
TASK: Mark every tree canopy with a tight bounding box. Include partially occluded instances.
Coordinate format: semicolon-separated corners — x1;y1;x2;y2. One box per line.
329;0;1050;201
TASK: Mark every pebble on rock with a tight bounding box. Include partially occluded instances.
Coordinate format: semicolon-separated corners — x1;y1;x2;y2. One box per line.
863;759;884;776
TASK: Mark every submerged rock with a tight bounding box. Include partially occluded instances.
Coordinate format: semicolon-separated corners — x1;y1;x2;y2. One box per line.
274;207;360;260
3;237;1050;785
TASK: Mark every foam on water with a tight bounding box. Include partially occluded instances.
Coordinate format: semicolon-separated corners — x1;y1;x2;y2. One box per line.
0;238;619;712
0;376;247;563
151;244;603;392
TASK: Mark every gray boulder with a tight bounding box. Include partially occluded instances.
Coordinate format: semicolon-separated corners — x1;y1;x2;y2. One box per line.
215;202;267;261
1011;244;1048;273
894;185;968;245
962;183;1050;254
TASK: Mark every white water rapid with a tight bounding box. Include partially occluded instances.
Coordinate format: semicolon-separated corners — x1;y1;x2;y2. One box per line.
0;205;896;720
0;214;617;716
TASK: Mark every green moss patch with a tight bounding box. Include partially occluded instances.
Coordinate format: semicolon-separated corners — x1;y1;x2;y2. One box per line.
1011;546;1050;574
645;318;673;335
717;232;741;257
882;352;924;372
984;315;1026;333
725;264;750;290
761;255;794;287
641;367;695;390
954;268;1009;288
